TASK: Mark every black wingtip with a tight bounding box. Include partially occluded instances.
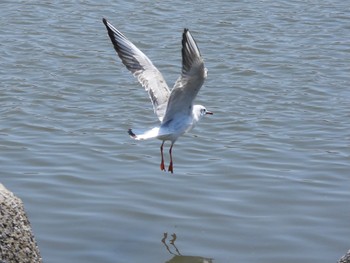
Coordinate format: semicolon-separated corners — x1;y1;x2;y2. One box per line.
102;18;121;54
182;28;194;73
182;28;189;41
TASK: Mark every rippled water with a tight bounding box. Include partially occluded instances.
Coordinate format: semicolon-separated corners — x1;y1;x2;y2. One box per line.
1;1;350;262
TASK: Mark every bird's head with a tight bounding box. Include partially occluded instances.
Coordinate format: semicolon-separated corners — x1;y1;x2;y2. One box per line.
193;105;213;121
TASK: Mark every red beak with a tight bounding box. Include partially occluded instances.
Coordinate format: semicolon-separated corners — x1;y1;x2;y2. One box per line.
206;111;213;115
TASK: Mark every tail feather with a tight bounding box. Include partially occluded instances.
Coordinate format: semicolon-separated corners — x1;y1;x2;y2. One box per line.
127;127;160;140
128;129;137;138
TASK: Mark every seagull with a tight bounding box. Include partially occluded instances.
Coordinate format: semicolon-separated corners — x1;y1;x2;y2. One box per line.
102;18;212;173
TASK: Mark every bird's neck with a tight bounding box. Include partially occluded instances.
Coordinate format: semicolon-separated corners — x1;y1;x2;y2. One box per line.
192;108;202;124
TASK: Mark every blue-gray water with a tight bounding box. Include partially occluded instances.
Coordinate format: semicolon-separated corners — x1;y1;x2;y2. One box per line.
1;1;350;262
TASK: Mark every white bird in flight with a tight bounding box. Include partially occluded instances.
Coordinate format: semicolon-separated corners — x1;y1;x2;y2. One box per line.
103;18;213;173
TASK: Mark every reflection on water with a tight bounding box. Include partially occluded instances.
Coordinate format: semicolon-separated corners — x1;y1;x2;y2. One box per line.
162;233;213;263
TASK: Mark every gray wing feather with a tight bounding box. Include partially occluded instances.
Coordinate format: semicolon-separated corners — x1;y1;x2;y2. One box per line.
103;18;170;121
161;28;207;124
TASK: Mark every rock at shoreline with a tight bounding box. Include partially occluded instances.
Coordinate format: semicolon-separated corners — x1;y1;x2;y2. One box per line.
338;249;350;263
0;183;42;263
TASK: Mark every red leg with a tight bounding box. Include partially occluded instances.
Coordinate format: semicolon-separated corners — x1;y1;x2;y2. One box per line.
160;141;165;171
168;143;174;173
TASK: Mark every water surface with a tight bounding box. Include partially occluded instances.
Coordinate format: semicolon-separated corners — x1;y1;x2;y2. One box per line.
1;1;350;262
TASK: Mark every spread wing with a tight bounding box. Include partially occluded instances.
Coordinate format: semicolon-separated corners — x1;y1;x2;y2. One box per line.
103;18;170;121
161;28;207;125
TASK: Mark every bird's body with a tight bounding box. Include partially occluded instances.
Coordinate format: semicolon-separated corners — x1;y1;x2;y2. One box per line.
103;18;212;173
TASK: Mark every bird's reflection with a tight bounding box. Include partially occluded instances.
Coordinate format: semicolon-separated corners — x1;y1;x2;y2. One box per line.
162;232;213;263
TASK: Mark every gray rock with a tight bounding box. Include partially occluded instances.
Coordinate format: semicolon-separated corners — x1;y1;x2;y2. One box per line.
0;183;42;263
338;250;350;263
